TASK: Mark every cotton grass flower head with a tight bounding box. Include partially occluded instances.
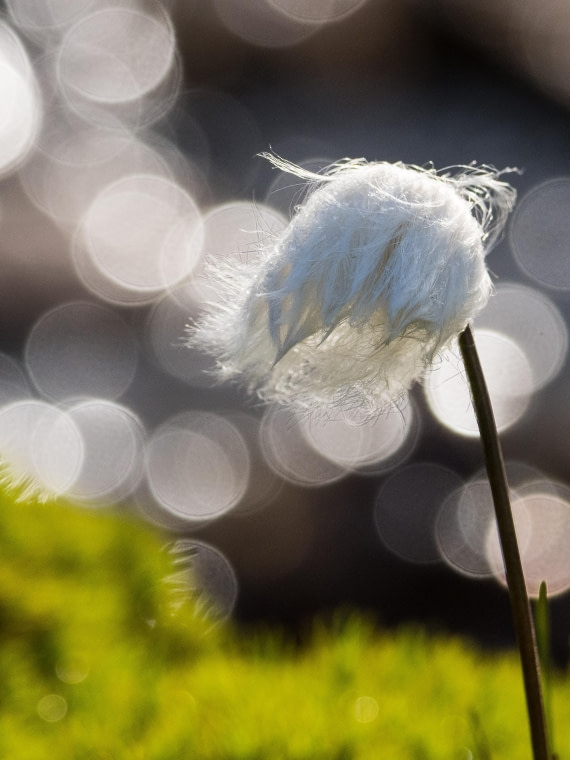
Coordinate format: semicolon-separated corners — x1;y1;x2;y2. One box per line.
190;155;516;416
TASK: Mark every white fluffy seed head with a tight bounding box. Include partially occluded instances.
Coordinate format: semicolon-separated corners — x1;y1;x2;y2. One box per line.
189;156;517;415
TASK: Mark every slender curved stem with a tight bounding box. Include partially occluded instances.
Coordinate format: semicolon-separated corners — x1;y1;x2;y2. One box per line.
458;325;550;760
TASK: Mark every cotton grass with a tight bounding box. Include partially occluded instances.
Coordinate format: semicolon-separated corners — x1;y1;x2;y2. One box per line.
189;156;516;415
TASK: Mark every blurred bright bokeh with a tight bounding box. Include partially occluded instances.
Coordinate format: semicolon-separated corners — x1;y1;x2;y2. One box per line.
0;0;570;661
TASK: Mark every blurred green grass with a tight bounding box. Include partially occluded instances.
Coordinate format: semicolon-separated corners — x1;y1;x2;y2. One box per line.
0;487;568;759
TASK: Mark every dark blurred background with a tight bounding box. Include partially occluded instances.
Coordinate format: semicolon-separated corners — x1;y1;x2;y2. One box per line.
1;0;570;662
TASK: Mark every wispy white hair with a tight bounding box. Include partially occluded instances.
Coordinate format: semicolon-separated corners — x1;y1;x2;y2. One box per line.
189;155;516;415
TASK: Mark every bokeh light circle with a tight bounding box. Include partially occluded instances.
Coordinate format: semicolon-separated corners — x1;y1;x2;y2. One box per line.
299;399;417;473
0;400;83;498
79;174;204;300
424;329;533;437
73;233;168;307
164;539;238;623
0;25;41;176
57;7;176;105
37;694;68;723
510;178;570;290
475;283;567;392
22;115;191;228
25;301;137;402
375;463;464;564
213;0;319;48
145;289;217;388
226;412;283;513
145;412;250;522
67;399;145;505
437;462;557;581
268;0;368;24
486;483;570;597
260;406;347;486
436;480;497;578
353;695;379;723
6;0;94;39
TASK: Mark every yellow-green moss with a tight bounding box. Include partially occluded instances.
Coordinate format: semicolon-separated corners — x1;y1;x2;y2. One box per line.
0;489;568;759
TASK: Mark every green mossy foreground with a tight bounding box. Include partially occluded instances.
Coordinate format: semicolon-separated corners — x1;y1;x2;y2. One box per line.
1;489;568;759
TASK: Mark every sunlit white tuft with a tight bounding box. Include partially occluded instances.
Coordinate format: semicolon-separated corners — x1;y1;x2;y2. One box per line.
189;156;516;415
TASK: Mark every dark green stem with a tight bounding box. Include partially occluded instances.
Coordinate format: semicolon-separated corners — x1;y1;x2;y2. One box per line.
458;325;550;760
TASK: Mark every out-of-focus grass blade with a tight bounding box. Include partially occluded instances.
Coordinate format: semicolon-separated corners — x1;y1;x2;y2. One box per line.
469;710;493;760
534;581;556;759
